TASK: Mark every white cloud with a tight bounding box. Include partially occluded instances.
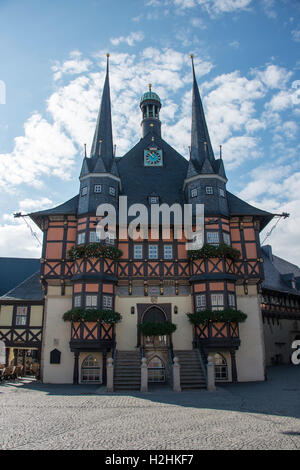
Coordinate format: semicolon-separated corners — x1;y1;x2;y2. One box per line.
19;198;53;212
291;29;300;42
52;50;92;81
253;65;293;89
0;113;77;189
0;216;42;258
229;40;240;49
172;0;252;15
266;87;300;112
110;31;144;47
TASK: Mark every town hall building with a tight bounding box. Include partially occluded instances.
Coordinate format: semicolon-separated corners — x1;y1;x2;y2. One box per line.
18;54;298;389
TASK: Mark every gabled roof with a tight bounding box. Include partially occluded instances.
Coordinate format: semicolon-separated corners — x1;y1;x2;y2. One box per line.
262;246;300;296
0;271;43;302
0;258;40;297
117;131;188;208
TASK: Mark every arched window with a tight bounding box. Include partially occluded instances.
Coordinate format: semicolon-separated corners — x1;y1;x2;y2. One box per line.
142;307;166;323
148;356;166;383
214;353;228;381
81;355;101;383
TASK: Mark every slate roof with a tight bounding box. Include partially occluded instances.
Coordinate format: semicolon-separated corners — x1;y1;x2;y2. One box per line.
262;245;300;296
117;131;188;208
0;271;43;302
227;192;273;230
29;195;79;229
0;258;40;297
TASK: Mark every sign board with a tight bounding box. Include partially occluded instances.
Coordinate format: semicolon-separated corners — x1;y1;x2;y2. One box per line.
0;340;6;365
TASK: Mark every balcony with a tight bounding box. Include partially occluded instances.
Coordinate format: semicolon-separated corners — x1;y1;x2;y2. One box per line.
70;321;115;352
194;321;240;349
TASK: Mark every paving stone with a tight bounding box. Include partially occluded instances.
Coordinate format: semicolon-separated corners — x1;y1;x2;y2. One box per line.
0;365;299;450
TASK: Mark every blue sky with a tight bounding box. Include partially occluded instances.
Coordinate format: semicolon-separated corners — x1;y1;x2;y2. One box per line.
0;0;299;263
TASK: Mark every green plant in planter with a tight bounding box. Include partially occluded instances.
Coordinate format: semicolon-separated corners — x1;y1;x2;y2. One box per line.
188;243;240;261
187;308;247;325
68;243;123;261
139;321;177;336
63;308;122;323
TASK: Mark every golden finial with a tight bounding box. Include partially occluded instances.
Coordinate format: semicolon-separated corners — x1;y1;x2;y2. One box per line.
190;53;194;59
149;83;152;91
106;53;110;58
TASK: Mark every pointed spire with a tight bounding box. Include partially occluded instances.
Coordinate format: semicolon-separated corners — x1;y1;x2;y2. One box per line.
90;53;114;171
190;54;215;172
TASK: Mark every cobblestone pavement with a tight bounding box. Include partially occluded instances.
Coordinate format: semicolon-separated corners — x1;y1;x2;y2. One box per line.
0;365;299;450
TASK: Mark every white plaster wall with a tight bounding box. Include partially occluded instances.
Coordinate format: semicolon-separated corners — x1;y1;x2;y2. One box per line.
263;319;300;365
236;285;266;382
41;286;73;384
115;295;193;351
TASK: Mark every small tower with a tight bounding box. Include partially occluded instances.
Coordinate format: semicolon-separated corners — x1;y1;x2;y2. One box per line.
78;54;121;216
184;55;229;217
140;84;162;138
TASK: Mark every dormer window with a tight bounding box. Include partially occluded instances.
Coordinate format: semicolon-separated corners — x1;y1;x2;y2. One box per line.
94;185;102;193
292;280;296;289
219;188;225;198
206;186;213;195
109;187;116;196
149;196;159;204
81;186;88;196
191;188;197;198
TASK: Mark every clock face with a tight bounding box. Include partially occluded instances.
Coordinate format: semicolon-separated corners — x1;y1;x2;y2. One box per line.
144;148;163;166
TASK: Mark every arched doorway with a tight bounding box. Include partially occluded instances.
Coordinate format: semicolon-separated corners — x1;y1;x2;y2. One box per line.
81;355;101;383
148;355;166;383
214;353;228;381
142;307;167;323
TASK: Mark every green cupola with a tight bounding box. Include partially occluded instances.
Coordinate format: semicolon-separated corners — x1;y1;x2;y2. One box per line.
140;84;162;138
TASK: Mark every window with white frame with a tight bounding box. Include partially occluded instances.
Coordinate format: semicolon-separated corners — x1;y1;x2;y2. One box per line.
102;296;113;310
196;294;206;311
149;244;158;259
164;245;173;259
81;186;88;196
89;231;101;243
228;293;236;308
15;306;28;326
74;295;81;307
206;186;213;194
214;353;228;381
207;231;219;245
223;232;231;246
109;186;116;196
191;188;197;198
219;188;225;198
94;184;102;193
86;295;98;309
134;244;143;259
211;293;224;311
77;232;85;245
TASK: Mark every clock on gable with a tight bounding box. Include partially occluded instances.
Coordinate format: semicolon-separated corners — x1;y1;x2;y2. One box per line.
144;147;163;166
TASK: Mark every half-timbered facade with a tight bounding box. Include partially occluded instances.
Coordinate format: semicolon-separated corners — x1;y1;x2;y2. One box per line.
261;245;300;365
0;271;44;373
29;55;277;386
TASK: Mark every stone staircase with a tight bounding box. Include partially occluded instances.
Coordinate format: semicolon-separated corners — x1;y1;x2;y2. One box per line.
174;350;207;390
113;350;141;391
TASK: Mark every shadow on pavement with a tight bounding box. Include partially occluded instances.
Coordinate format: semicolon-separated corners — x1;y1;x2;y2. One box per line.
1;365;300;421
